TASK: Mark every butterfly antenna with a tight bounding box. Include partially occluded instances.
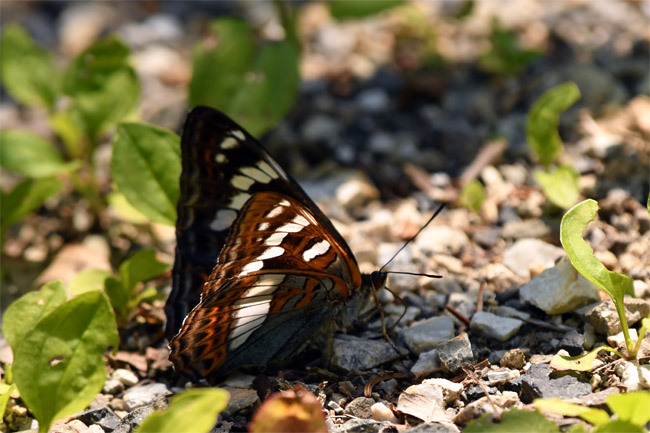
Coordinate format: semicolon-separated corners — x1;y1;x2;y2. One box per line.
379;203;446;273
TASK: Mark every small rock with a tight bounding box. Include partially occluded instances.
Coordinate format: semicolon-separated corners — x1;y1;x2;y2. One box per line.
470;311;523;341
301;114;340;143
490;305;531;321
453;392;519;425
616;361;642;391
88;425;104;433
487;369;520;385
500;348;527;369
335;418;392;433
464;385;498;400
412;349;442;379
415;226;470;256
436;335;474;374
520;259;600;314
510;363;591;403
583;323;596;350
221;387;260;416
331;335;397;371
113;399;167;433
371;402;398;423
639;365;650;389
403;422;460;433
577;298;650;334
77;404;122;432
502;219;550;239
502;239;565;278
448;292;476;319
103;379;124;395
356;89;390;112
489;350;507;365
112;369;138;387
399;317;455;355
375;379;398;397
67;420;91;433
422;378;463;405
335;174;380;209
607;328;639;350
559;330;586;356
345;397;375;419
123;383;171;411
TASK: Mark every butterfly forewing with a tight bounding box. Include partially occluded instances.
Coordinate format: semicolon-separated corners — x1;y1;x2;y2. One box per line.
166;107;358;340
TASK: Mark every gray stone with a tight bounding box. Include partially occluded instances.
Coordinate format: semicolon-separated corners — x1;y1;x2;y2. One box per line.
470;311;523;341
490;305;531;321
411;349;442;379
112;399;167;433
331;335;397;371
502;219;551;239
301;114;340;143
577;298;650;334
520;259;601;314
345;397;375;419
221;387;260;416
559;330;585;356
103;379;124;395
403;422;460;433
487;369;519;385
509;363;592;403
415;226;470;256
123;383;171;411
448;292;476;319
502;239;565;278
356;89;389;112
335;418;393;433
399;317;455;355
421;378;463;405
77;404;121;432
436;335;474;374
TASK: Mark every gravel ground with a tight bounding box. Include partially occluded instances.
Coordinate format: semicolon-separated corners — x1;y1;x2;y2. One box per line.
1;1;649;432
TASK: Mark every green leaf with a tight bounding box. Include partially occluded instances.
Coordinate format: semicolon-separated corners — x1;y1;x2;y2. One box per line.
549;346;606;372
0;383;17;420
534;398;610;426
1;177;62;235
189;18;299;136
68;269;113;296
111;123;180;225
118;249;169;294
1;281;66;352
526;82;581;167
13;291;119;433
0;24;59;109
534;165;580;209
593;420;645;433
465;409;559;433
135;388;229;433
459;179;486;213
189;19;256;109
560;199;633;307
0;130;77;178
107;191;150;224
329;0;404;19
49;109;85;159
104;276;128;320
479;18;541;76
227;40;299;136
606;391;650;426
63;36;140;140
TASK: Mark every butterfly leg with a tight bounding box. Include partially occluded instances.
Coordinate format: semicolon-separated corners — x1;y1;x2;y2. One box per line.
371;285;405;356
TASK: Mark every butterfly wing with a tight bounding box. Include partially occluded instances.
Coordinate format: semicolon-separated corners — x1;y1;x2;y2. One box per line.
166;106;359;340
169;191;367;379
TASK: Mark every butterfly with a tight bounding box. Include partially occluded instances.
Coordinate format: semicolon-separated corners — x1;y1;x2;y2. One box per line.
165;106;389;380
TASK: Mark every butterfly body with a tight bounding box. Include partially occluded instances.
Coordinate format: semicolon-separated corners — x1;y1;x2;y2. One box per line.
166;107;385;380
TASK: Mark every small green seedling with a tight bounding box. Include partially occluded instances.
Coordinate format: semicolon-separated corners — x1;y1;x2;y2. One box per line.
135;388;229;433
0;25;140;233
526;81;581;209
465;408;559;432
459;179;486;214
2;282;119;433
534;391;650;433
557;199;643;365
479;18;541;76
189;18;299;137
69;249;170;326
